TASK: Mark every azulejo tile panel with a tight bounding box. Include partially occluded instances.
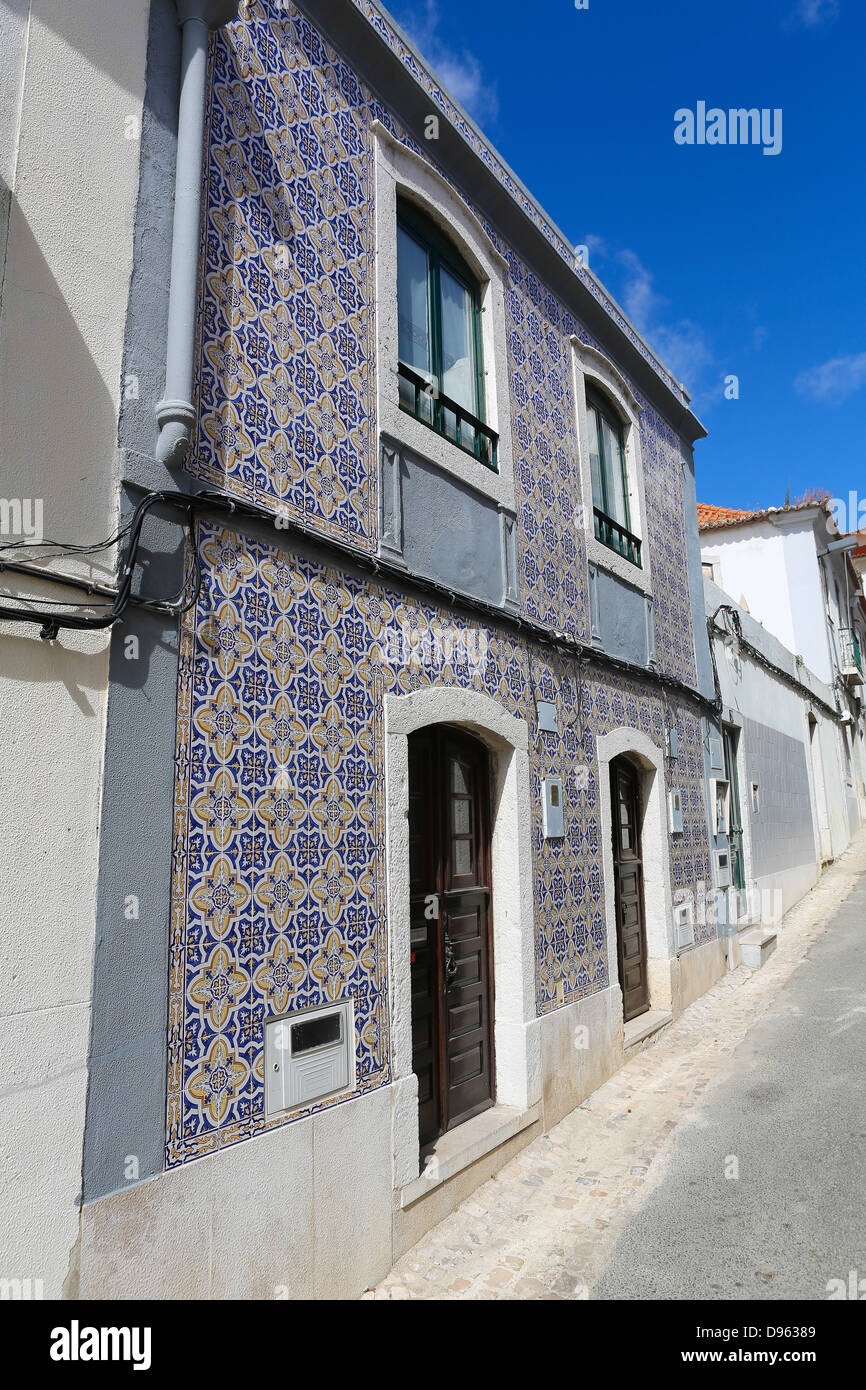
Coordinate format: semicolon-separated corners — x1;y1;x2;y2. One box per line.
168;522;712;1164
193;4;377;548
200;5;697;685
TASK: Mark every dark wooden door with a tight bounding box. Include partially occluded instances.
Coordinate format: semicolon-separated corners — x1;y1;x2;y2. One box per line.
408;726;494;1147
611;757;649;1022
723;725;746;896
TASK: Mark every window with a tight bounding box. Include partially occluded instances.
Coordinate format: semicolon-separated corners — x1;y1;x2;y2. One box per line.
396;199;497;470
586;387;640;567
702;561;717;581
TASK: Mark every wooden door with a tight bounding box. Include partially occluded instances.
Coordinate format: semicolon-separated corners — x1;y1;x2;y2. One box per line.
408;726;494;1147
723;724;746;898
611;757;649;1022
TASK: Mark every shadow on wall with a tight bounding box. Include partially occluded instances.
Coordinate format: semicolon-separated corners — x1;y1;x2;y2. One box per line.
0;0;156;99
0;628;109;715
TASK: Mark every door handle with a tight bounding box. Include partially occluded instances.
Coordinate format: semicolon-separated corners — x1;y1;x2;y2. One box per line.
444;935;459;985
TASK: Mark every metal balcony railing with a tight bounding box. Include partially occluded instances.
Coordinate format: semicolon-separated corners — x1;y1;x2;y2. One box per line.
593;507;643;568
839;626;863;682
397;361;498;471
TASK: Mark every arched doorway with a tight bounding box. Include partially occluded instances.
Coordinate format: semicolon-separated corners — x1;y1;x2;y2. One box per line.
610;755;650;1022
408;725;495;1147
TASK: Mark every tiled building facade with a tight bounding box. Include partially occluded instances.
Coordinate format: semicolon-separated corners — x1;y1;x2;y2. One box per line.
71;0;725;1296
156;2;718;1181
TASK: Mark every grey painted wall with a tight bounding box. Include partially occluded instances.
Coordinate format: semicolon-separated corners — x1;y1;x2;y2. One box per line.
82;507;187;1202
595;566;648;667
82;0;188;1203
741;716;816;877
398;445;512;610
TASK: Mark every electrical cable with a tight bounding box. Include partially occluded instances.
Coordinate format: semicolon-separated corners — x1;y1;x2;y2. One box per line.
0;482;725;720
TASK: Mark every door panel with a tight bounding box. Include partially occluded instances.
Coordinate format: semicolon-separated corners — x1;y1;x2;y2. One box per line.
611;758;650;1022
723;725;746;901
408;727;494;1146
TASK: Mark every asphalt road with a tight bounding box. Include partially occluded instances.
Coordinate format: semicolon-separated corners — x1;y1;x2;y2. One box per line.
592;876;866;1300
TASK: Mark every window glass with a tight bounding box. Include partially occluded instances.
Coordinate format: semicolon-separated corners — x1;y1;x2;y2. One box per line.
397;225;431;378
601;414;628;529
440;265;476;414
587;402;604;512
453;838;471;876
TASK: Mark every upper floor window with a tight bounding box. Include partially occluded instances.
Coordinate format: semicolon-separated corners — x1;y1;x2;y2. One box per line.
586;387;641;568
396;199;497;471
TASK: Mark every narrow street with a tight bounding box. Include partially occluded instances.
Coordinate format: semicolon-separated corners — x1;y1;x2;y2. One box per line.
370;831;866;1300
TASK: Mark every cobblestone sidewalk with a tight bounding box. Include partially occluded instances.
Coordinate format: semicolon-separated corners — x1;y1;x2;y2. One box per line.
368;832;866;1299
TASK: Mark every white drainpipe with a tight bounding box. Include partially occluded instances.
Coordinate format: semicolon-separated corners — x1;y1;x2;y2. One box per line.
156;0;239;468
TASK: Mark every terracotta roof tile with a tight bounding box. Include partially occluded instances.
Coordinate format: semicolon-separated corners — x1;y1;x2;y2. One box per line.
696;504;754;528
697;497;829;532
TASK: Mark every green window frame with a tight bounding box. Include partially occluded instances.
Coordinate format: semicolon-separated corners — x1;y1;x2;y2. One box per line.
586;387;642;567
396;198;497;471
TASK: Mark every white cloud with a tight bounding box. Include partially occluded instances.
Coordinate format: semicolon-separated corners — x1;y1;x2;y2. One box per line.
784;0;839;29
794;351;866;403
393;1;499;127
615;249;714;390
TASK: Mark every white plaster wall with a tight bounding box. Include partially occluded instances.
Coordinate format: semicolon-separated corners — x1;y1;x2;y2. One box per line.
702;523;795;653
784;525;834;687
0;1;150;1297
701;517;833;686
708;590;856;923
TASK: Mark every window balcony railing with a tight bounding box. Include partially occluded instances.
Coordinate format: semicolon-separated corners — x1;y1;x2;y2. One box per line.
840;626;863;682
397;361;498;471
593;507;642;568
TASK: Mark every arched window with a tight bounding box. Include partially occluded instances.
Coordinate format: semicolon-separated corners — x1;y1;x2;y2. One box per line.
396;198;496;470
586;386;641;568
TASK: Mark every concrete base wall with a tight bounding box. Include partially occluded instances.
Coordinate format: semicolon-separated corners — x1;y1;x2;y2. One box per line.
540;985;624;1131
674;936;728;1013
77;1086;394;1301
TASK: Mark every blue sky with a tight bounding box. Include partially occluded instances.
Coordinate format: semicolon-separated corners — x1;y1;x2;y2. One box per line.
389;0;866;514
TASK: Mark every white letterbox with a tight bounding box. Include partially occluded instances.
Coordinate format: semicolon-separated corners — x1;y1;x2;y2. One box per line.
265;999;354;1117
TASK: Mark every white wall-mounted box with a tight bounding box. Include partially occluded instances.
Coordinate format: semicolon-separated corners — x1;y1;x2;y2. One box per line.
673;900;695;950
710;778;731;835
542;776;565;838
537;701;558;733
709;735;724;774
668;787;684;834
265;999;354;1117
667;727;680;760
714;848;732;888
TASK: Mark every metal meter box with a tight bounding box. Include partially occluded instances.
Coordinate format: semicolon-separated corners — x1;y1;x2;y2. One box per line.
265;999;353;1117
714;849;732;888
537;701;558;734
542;776;565;838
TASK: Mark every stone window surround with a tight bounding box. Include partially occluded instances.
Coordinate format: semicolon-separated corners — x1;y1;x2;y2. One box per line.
596;728;677;1020
372;119;517;515
383;686;539;1191
571;338;653;598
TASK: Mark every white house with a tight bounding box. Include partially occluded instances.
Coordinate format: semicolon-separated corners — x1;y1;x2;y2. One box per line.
699;500;866;856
